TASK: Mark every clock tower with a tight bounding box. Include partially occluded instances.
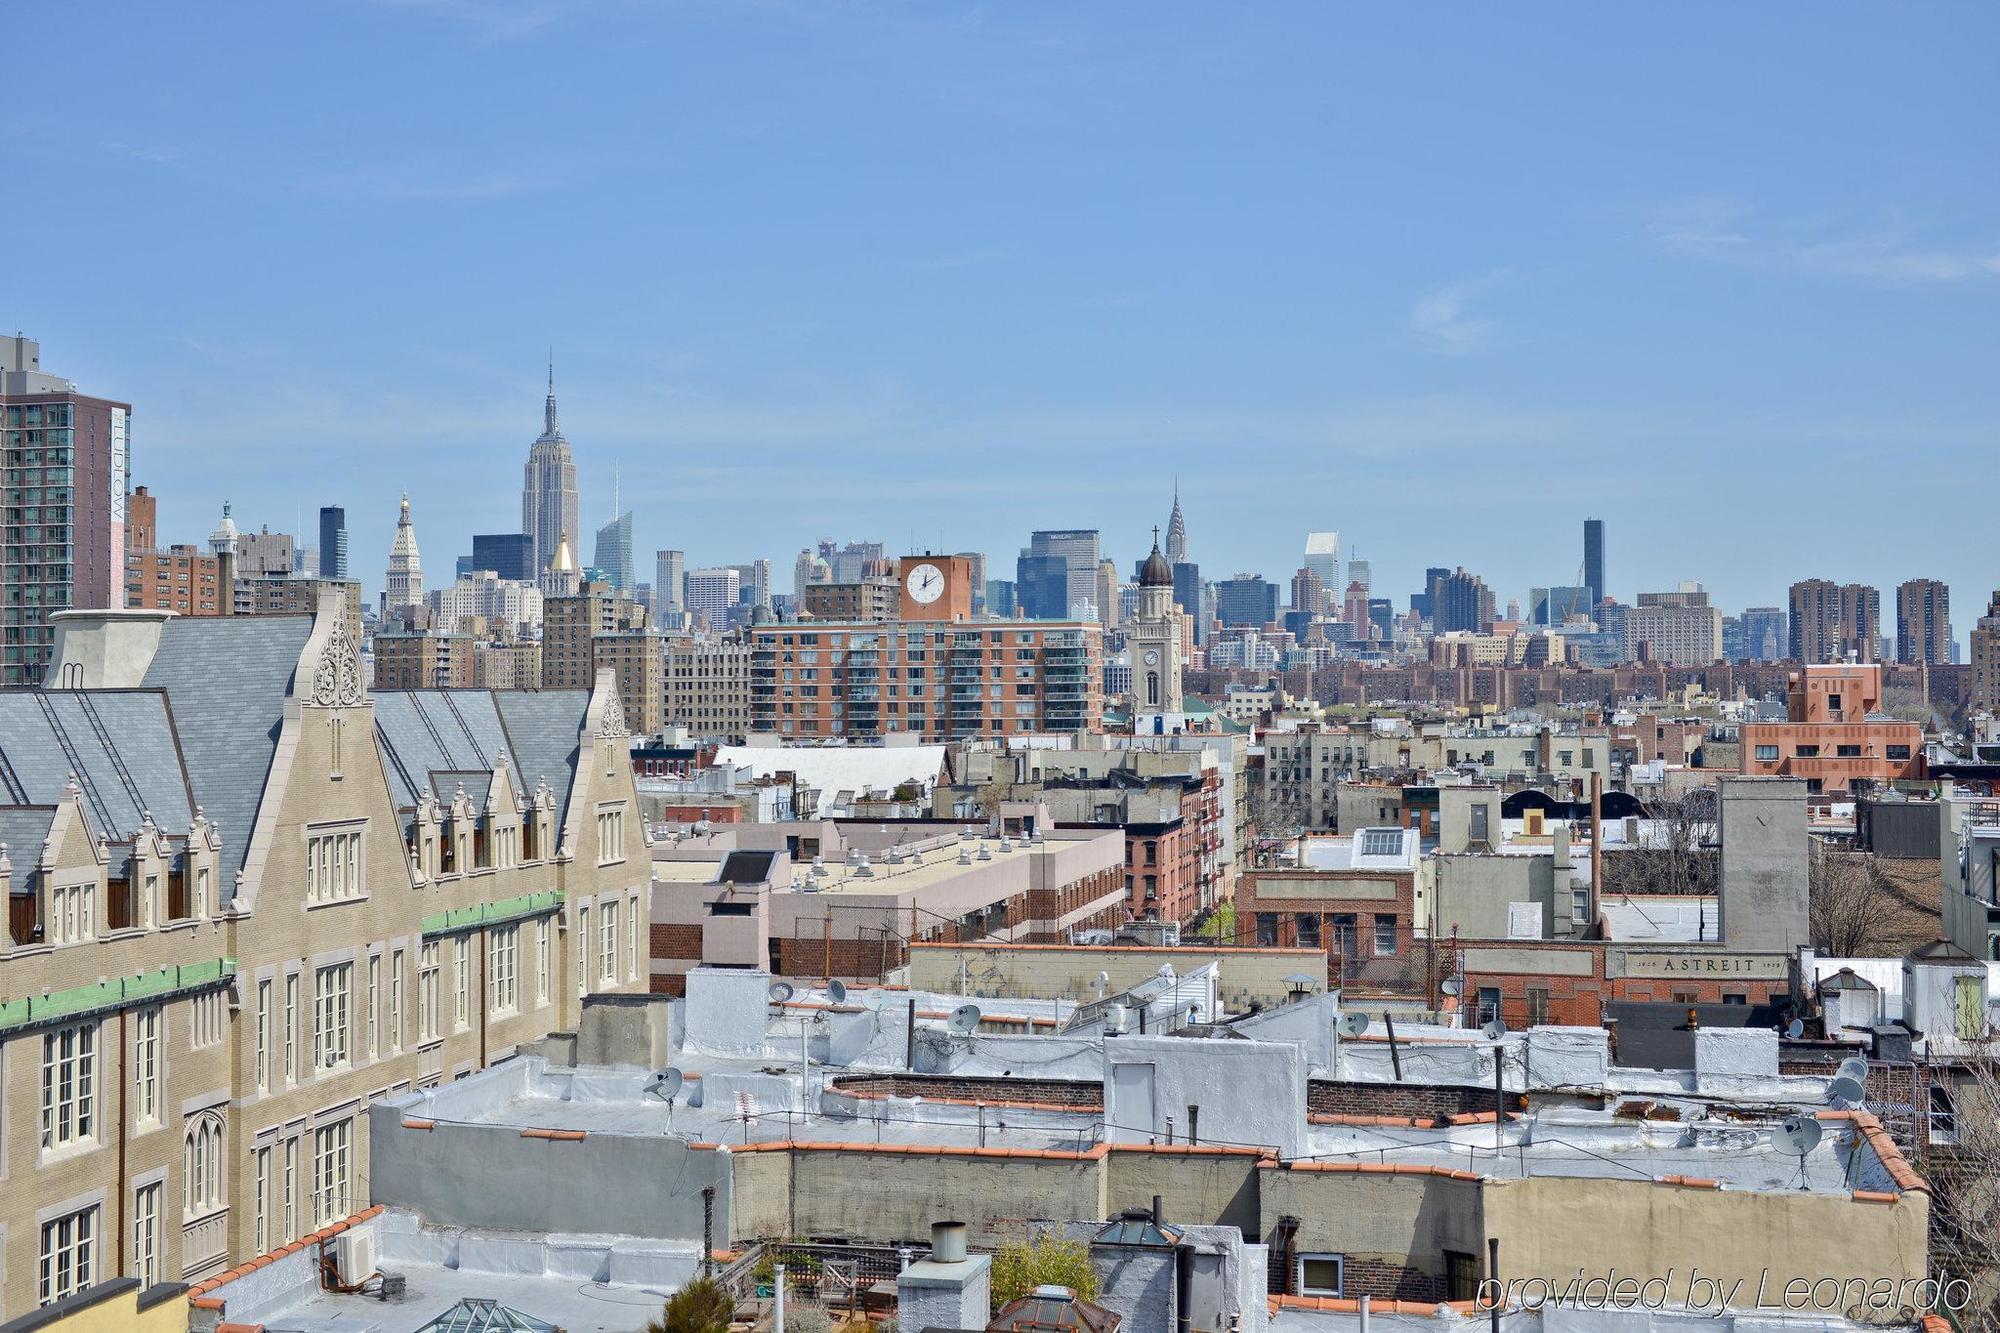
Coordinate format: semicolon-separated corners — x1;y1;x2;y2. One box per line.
1130;529;1184;716
896;553;975;621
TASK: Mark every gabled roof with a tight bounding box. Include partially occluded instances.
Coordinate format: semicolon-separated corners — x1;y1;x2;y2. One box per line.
374;691;520;814
494;690;592;821
0;690;193;841
140;615;313;893
0;807;58;873
430;770;494;813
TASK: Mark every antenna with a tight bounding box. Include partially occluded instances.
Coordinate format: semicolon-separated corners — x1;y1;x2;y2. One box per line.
948;1003;983;1035
827;979;849;1005
646;1067;686;1102
768;981;796;1004
1337;1011;1370;1039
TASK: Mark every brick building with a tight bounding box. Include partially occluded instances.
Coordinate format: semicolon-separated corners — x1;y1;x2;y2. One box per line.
1739;661;1922;791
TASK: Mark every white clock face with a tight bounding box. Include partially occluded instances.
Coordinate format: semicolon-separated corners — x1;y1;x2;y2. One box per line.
905;562;946;604
1144;650;1160;666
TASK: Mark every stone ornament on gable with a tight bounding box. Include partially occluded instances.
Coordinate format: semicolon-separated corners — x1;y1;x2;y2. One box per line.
597;676;630;739
311;619;365;707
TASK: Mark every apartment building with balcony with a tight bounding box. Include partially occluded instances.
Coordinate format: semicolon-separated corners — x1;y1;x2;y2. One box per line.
1739;661;1922;792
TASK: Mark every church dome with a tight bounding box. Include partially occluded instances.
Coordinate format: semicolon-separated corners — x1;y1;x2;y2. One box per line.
1139;541;1173;588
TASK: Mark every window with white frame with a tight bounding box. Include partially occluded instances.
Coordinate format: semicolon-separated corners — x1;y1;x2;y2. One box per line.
595;804;626;865
284;973;299;1082
190;990;224;1049
133;1180;161;1288
313;962;351;1072
305;823;366;904
256;980;272;1092
453;936;470;1028
1296;1252;1344;1297
628;892;640;981
389;947;405;1051
184;1112;224;1217
599;900;619;984
489;924;519;1016
38;1204;97;1306
366;954;380;1060
132;1006;162;1127
419;943;440;1041
282;1135;299;1241
40;1021;96;1149
312;1118;352;1227
253;1145;272;1252
50;877;95;944
536;919;551;1007
576;905;590;997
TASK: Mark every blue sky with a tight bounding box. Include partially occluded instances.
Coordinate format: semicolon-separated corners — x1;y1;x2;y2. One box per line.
8;2;1998;627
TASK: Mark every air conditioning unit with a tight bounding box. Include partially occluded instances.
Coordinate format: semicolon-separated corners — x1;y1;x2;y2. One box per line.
333;1228;378;1287
1103;1004;1131;1035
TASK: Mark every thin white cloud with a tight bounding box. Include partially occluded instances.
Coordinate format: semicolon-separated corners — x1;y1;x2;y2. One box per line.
1407;274;1506;355
1652;200;2000;285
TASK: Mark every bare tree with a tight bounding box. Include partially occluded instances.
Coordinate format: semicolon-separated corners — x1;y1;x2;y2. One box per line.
1929;1052;2000;1333
1808;846;1892;956
1245;777;1306;867
1604;788;1717;894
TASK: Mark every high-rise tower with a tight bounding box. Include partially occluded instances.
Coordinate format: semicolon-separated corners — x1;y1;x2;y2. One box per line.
384;492;424;612
521;361;580;581
1164;484;1188;565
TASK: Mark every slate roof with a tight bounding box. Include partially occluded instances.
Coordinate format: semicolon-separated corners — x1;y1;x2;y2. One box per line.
140;615;313;896
494;691;591;821
0;690;193;841
0;807;58;874
376;690;592;823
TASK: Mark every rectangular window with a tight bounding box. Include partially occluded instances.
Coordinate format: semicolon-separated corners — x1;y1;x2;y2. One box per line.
1571;887;1591;924
367;954;381;1060
40;1022;96;1149
283;1136;299;1241
1754;744;1779;762
629;893;640;982
1526;987;1550;1026
38;1205;97;1306
1296;913;1320;948
600;900;619;983
1297;1253;1344;1297
389;948;405;1051
419;943;441;1041
454;935;471;1028
312;1119;351;1227
190;991;224;1049
1836;744;1863;758
489;924;519;1016
50;879;95;945
254;1145;272;1253
256;980;272;1093
536;920;551;1005
133;1181;161;1288
1887;744;1912;761
314;963;352;1072
577;905;591;997
133;1006;161;1127
284;973;299;1083
1373;914;1398;956
305;824;366;904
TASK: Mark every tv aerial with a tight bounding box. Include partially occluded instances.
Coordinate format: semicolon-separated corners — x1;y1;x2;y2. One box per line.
1337;1011;1371;1039
948;1004;983;1035
1774;1113;1823;1190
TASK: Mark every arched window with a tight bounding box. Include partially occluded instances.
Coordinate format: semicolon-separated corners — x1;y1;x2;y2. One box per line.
184;1112;226;1217
1147;671;1160;706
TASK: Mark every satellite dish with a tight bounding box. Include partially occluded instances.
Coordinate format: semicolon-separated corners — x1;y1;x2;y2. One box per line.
1785;1019;1806;1040
1157;964;1177;980
1440;976;1464;998
1773;1114;1823;1156
828;979;849;1004
1827;1074;1866;1105
646;1068;685;1102
1338;1011;1371;1039
948;1004;983;1035
1481;1019;1509;1042
767;981;796;1004
1835;1056;1869;1084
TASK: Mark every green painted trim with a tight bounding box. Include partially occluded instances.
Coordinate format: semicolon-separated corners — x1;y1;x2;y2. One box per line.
422;889;565;938
0;958;237;1033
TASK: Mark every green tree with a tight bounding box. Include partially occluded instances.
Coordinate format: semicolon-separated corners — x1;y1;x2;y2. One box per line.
989;1234;1101;1311
647;1275;736;1333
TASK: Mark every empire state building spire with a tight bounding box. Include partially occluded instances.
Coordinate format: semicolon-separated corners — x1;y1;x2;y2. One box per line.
522;354;580;581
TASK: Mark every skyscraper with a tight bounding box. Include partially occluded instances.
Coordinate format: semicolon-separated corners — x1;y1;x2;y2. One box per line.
1;333;131;684
1215;574;1279;627
1789;579;1879;663
593;511;634;591
318;505;348;579
384;493;424;613
1017;530;1101;620
471;532;534;583
1433;568;1495;634
1165;486;1189;565
1583;518;1605;605
521;363;579;581
1895;578;1951;665
1303;532;1340;599
656;550;686;619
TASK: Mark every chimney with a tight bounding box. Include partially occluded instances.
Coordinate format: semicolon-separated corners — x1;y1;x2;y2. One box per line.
898;1221;990;1332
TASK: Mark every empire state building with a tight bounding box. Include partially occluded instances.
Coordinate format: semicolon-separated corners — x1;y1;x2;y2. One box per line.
521;364;579;580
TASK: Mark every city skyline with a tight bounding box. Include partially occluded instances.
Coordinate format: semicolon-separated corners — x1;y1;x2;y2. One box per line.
6;3;1997;625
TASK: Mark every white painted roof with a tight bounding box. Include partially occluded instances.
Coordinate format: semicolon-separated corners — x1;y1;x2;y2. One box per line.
714;743;947;796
